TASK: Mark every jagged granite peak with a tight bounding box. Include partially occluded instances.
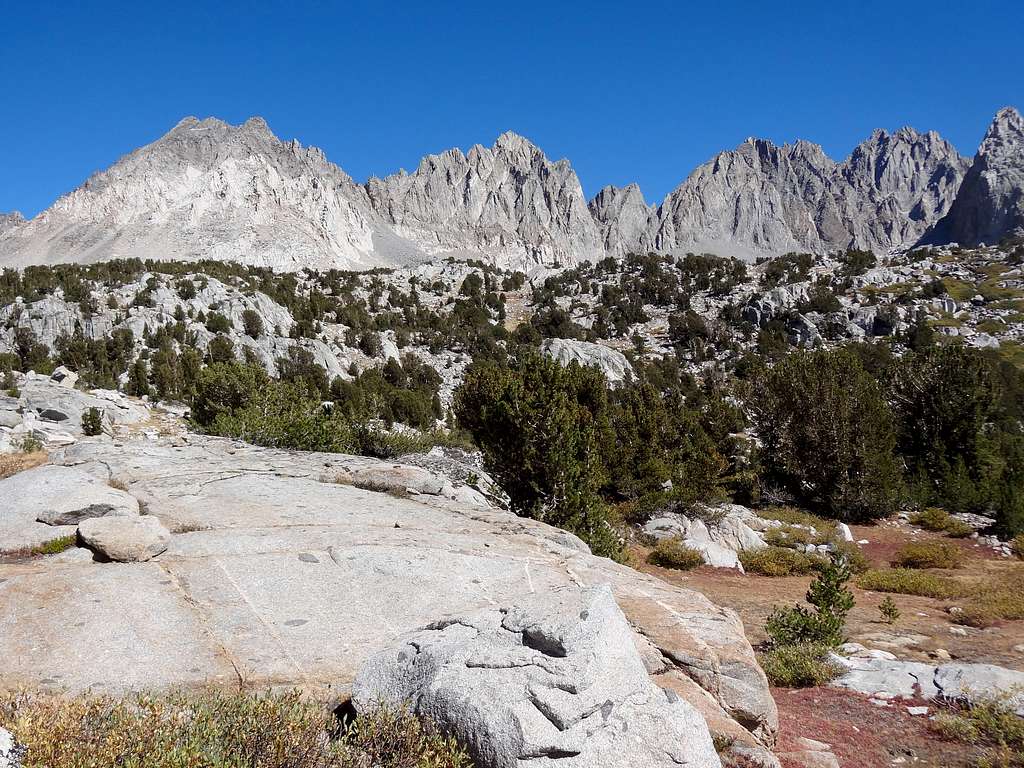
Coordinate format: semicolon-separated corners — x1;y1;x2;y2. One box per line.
641;128;968;259
0;212;25;235
0;116;422;271
366;131;603;269
589;184;653;255
927;107;1024;246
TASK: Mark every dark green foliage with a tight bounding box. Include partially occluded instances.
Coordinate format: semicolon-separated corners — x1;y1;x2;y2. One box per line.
765;551;854;649
751;348;902;521
81;407;103;436
760;643;843;688
454;352;618;557
241;309;264;338
205;312;232;334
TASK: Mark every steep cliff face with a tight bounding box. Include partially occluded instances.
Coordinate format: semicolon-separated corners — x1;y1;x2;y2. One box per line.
0;117;420;271
642;128;967;259
927;107;1024;246
588;184;653;256
366;132;602;269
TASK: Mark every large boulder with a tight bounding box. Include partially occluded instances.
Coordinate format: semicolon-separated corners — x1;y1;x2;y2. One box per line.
541;338;633;386
77;515;171;562
353;585;722;768
0;464;138;551
644;504;767;571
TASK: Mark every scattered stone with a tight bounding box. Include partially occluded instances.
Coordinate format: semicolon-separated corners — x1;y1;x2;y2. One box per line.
77;515;171;562
353;585;721;768
906;706;929;716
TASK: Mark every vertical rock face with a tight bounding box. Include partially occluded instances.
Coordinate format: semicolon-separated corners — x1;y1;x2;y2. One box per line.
588;184;653;256
927;107;1024;246
642;128;967;259
366;132;603;269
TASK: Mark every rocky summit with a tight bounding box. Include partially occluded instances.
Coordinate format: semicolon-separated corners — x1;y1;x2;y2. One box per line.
2;108;1021;270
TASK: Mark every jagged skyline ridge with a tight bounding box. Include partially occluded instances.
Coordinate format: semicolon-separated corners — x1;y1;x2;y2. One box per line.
0;108;1020;270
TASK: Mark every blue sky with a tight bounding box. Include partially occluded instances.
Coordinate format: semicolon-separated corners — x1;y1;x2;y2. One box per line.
2;0;1022;218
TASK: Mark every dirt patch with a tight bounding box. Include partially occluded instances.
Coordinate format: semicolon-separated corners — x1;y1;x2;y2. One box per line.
774;686;976;768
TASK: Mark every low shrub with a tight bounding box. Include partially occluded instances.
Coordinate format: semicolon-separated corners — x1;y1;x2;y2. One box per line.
740;546;821;577
891;541;964;569
31;535;77;556
81;406;104;436
763;524;831;549
909;507;974;538
831;541;871;574
759;643;843;687
646;537;705;570
0;690;472;768
931;697;1024;767
757;506;830;528
856;568;966;599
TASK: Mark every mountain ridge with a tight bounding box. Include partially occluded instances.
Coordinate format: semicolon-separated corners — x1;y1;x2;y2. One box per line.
1;108;1020;271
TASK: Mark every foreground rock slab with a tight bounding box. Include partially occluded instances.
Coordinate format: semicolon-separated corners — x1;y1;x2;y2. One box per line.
0;433;777;756
354;585;721;768
0;464;138;551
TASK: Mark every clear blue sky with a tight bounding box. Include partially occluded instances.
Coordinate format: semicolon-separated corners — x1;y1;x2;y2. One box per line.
2;0;1022;218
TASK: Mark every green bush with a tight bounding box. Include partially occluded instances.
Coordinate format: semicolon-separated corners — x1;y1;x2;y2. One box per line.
454;352;619;557
646;538;705;570
930;697;1024;767
81;407;103;436
879;596;900;624
750;348;903;522
740;546;821;577
759;643;843;688
890;541;963;569
909;507;974;537
764;551;854;648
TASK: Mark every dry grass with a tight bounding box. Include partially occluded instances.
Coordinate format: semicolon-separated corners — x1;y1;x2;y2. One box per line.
0;535;77;562
909;508;974;538
0;450;47;480
0;689;472;768
856;568;968;599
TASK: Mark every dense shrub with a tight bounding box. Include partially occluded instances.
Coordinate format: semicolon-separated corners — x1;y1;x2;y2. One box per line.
646;538;705;570
890;541;964;569
81;407;103;436
750;348;902;521
454;352;619;557
909;507;974;537
740;547;822;577
759;643;843;688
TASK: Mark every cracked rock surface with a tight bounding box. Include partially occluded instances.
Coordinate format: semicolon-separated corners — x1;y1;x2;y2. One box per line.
354;585;722;768
0;432;776;756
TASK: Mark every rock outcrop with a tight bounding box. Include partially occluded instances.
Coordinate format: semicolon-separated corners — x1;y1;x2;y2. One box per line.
541;338;634;386
0;431;777;757
927;107;1024;246
0;465;138;551
366;133;603;270
77;515;171;562
353;585;722;768
642;129;967;259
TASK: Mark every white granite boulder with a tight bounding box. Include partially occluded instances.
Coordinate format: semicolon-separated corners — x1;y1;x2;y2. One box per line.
353;585;722;768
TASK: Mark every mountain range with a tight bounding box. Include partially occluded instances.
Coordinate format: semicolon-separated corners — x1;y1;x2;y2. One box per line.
1;108;1021;271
